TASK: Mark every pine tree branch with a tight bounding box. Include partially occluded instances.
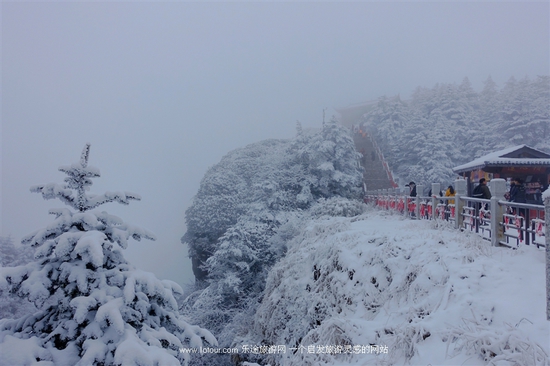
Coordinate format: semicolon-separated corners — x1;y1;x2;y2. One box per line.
85;191;141;210
31;183;76;210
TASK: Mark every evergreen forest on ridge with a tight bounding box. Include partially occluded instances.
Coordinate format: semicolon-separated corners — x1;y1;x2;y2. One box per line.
361;76;550;186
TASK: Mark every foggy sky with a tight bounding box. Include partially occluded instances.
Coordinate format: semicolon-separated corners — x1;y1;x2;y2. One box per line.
2;2;549;286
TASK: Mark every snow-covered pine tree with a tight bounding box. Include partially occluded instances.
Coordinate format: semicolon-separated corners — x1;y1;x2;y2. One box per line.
0;236;34;268
530;75;550;151
0;144;216;366
495;76;550;150
498;76;525;147
355;76;549;188
454;77;482;161
0;236;37;320
477;76;501;155
419;82;470;183
299;117;363;199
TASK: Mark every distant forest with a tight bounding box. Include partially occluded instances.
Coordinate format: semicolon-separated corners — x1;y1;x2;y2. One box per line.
361;76;550;186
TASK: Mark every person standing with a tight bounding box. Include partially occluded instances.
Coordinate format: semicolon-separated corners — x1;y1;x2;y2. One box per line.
406;181;417;197
509;178;527;232
444;185;456;220
509;177;526;204
480;178;491;199
472;178;491;212
405;181;417;217
445;185;456;204
472;178;492;199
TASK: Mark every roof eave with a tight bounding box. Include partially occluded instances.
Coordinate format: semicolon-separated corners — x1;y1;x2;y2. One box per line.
453;161;550;174
453;164;486;174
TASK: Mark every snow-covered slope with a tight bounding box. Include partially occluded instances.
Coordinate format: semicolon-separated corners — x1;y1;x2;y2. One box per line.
250;207;549;365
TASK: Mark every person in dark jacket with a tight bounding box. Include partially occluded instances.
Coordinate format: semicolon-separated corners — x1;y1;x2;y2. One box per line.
406;181;417;197
510;178;527;240
405;181;417;217
480;178;491;199
473;178;492;199
472;178;491;212
509;177;527;220
509;177;527;203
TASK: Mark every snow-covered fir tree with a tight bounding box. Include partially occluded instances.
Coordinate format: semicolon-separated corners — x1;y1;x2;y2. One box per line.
529;76;550;151
0;236;34;268
0;236;37;320
477;75;501;156
498;76;550;151
363;95;409;171
362;75;550;186
0;144;216;366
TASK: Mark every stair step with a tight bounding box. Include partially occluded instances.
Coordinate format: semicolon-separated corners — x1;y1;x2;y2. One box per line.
353;132;394;190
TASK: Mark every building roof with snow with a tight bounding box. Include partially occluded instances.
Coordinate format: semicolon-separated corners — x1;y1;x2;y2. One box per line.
453;145;550;174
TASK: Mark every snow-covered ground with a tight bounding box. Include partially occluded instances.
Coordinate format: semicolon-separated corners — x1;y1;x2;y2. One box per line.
253;207;549;365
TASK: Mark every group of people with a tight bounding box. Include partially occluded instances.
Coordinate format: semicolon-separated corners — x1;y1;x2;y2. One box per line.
401;177;542;230
472;177;530;205
404;181;455;219
405;177;530;205
404;181;456;201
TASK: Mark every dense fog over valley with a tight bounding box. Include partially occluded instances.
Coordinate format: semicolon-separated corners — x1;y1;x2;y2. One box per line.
3;1;548;287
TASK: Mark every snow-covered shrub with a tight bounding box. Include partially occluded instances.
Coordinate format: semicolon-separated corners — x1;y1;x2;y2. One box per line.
0;144;216;366
309;196;366;218
249;212;548;366
443;317;548;365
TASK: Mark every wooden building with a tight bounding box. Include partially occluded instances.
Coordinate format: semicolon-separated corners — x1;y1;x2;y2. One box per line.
453;145;550;203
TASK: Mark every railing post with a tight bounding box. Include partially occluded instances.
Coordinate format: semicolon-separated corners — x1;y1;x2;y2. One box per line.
490;179;506;247
545;195;550;321
455;179;467;230
416;184;424;219
432;183;440;220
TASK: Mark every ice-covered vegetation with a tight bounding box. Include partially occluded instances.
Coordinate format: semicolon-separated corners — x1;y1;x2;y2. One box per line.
248;209;549;365
0;144;215;366
181;119;364;364
363;76;550;185
0;236;37;320
181;104;550;365
2;75;549;365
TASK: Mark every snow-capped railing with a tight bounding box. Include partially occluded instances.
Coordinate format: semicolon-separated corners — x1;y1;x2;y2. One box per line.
364;179;546;249
366;178;550;321
366;133;398;188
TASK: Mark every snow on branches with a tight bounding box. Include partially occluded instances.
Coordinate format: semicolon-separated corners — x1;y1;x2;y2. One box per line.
0;144;215;365
250;211;548;365
31;143;141;212
180;120;363;365
362;76;550;186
